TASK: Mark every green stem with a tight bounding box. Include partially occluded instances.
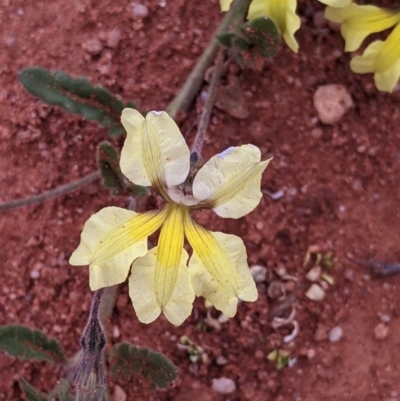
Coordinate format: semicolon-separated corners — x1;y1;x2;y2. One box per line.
166;0;251;119
0;170;100;212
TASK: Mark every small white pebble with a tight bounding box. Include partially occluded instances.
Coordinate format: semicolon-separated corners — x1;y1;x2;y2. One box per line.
379;314;391;323
306;284;325;301
132;3;148;18
306;266;321;282
328;326;343;342
30;270;40;279
112;325;120;339
212;378;236;394
374;323;389;340
307;349;316;359
215;355;228;365
313;84;353;125
250;265;267;283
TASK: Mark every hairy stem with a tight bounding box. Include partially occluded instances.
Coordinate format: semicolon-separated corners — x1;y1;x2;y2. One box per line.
0;170;100;212
166;0;251;119
74;289;106;401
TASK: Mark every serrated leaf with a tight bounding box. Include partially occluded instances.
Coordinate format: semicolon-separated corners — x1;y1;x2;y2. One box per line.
18;378;49;401
232;36;251;51
97;141;125;195
108;126;125;137
241;17;280;58
109;343;177;389
217;33;236;48
96;141;147;196
19;67;135;137
0;325;66;364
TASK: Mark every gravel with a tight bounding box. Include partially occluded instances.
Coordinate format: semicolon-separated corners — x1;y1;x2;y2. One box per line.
212;377;236;394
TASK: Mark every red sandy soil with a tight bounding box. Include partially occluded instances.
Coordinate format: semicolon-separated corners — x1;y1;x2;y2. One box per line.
1;0;400;400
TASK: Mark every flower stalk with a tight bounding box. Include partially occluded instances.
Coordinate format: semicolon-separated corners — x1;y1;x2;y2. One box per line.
70;108;271;326
73;289;106;401
191;49;226;157
0;171;100;213
166;0;251;119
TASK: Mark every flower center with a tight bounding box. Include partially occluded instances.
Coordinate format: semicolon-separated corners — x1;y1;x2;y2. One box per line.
167;186;200;206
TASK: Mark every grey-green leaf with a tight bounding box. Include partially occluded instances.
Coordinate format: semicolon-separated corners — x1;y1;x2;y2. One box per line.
18;67;135;137
241;17;280;58
0;325;66;364
97;141;125;195
18;378;49;401
217;33;236;48
96;141;147;196
109;342;177;389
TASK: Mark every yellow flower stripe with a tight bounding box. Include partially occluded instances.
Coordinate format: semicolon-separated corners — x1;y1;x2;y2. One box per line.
154;204;186;308
350;23;400;92
184;213;257;317
91;208;167;264
325;4;400;52
193;145;271;218
120;110;190;200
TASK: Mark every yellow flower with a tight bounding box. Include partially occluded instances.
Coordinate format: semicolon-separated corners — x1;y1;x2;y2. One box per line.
70;109;271;326
220;0;301;53
317;0;351;7
350;23;400;92
325;3;400;52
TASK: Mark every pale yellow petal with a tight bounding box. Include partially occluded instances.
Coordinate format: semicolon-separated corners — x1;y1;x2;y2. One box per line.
374;60;400;93
350;24;400;92
247;0;270;21
325;4;400;52
350;41;383;74
373;22;400;75
185;217;257;317
282;6;301;53
248;0;300;53
129;248;163;324
219;0;233;12
192;145;271;218
129;205;194;325
120;109;190;197
318;0;351;6
69;207;167;290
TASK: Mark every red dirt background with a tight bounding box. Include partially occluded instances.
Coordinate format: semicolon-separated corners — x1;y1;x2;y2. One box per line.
1;0;400;400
